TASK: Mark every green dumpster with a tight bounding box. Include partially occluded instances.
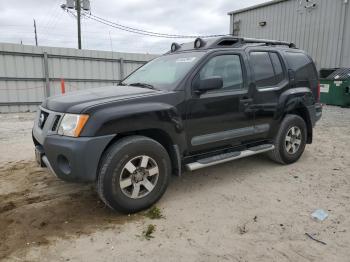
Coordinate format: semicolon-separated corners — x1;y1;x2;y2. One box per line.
320;68;350;107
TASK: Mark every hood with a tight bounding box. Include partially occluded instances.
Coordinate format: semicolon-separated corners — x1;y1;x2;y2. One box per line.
42;85;159;113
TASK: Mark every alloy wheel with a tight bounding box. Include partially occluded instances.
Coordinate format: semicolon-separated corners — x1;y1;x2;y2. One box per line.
285;126;302;154
119;155;159;199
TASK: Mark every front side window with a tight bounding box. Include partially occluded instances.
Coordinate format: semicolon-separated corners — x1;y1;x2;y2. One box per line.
250;52;285;88
199;55;244;91
122;52;205;90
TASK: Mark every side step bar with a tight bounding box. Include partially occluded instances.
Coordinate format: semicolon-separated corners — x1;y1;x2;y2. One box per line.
186;144;275;171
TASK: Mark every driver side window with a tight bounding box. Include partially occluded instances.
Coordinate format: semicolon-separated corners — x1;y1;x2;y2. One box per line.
199;55;244;91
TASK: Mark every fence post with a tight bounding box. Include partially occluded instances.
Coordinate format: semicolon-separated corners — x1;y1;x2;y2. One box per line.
119;58;124;83
43;52;50;98
60;79;66;94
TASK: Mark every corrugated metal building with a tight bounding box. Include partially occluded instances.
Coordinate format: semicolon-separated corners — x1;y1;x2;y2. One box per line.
228;0;350;70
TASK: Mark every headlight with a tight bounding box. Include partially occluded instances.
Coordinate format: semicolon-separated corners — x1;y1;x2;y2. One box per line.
57;114;89;137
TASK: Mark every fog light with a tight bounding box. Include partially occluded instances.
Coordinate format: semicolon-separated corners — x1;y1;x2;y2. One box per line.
57;155;71;175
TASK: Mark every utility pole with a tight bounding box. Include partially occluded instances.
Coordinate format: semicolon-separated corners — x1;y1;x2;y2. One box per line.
33;19;38;46
76;0;82;49
62;0;90;49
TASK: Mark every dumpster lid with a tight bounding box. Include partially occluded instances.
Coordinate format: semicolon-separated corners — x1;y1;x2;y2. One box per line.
326;68;350;80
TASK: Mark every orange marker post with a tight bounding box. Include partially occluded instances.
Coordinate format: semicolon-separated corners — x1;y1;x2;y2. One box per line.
60;79;66;94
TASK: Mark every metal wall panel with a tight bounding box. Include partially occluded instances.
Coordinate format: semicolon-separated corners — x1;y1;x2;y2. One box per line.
229;0;350;70
341;1;350;67
0;43;157;112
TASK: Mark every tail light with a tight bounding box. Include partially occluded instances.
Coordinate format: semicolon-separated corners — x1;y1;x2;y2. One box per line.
317;81;321;102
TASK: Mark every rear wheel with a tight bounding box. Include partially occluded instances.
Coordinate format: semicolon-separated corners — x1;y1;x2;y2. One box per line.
97;136;171;213
268;114;307;164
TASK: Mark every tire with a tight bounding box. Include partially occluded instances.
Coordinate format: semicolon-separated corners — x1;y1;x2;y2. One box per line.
97;136;171;213
268;114;307;164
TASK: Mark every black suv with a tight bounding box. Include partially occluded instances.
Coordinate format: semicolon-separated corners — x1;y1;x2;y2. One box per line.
33;37;322;213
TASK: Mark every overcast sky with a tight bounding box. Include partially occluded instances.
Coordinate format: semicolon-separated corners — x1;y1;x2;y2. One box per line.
0;0;268;54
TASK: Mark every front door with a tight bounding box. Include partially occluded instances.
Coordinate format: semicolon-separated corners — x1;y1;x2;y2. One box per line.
185;52;256;154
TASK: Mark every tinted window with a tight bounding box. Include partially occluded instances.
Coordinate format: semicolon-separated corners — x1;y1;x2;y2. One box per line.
286;52;317;81
250;52;276;88
199;55;244;91
270;53;284;83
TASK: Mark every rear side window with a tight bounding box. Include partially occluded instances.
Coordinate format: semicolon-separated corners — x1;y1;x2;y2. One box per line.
270;53;284;83
249;52;285;88
286;52;317;81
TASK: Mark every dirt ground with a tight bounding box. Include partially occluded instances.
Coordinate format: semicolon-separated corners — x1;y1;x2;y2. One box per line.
0;106;349;262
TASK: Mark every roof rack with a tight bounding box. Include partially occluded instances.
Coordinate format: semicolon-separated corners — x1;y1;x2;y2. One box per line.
167;36;296;53
235;37;296;48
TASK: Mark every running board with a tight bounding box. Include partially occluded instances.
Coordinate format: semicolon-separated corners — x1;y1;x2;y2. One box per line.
186;144;275;171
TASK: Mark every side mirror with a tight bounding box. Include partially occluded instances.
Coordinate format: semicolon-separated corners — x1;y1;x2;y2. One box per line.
196;76;223;93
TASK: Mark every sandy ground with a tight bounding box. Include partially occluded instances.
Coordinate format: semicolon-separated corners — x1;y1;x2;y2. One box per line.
0;106;349;262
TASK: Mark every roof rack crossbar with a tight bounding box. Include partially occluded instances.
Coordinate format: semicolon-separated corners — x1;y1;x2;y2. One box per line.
216;36;295;48
236;37;296;48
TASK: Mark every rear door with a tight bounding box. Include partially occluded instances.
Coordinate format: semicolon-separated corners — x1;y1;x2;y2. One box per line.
247;50;290;139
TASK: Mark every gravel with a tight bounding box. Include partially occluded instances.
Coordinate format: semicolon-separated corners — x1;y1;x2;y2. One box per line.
0;105;349;262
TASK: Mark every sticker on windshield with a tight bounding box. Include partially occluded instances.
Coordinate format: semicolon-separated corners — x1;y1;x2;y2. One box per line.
176;57;197;63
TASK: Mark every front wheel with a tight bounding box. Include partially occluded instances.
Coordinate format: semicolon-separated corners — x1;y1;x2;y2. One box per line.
97;136;171;213
268;114;307;164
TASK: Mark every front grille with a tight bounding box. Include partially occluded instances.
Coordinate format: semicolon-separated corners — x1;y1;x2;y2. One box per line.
51;115;61;131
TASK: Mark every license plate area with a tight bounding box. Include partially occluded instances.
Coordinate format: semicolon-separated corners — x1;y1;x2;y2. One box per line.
35;146;45;167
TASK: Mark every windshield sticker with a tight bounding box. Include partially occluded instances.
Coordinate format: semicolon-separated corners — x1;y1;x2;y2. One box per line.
176;57;197;63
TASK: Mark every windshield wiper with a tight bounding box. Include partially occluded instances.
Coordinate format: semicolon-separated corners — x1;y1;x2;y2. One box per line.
127;82;157;90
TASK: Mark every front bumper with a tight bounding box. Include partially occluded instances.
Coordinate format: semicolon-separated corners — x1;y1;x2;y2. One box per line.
32;107;115;182
33;134;115;182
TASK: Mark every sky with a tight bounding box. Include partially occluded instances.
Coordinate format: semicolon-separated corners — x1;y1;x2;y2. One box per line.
0;0;268;54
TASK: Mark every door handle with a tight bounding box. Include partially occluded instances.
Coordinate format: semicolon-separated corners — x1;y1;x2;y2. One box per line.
240;98;253;106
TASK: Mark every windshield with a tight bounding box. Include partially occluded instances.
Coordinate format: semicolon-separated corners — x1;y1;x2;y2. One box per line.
122;52;205;90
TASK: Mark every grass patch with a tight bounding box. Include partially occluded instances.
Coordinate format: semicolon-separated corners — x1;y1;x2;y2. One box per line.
142;224;156;240
144;206;164;219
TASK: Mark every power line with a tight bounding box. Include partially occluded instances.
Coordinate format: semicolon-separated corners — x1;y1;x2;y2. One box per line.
86;12;227;38
41;10;63;37
0;31;118;41
40;0;63;35
86;13;198;38
81;14;178;38
65;9;226;39
46;10;66;36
